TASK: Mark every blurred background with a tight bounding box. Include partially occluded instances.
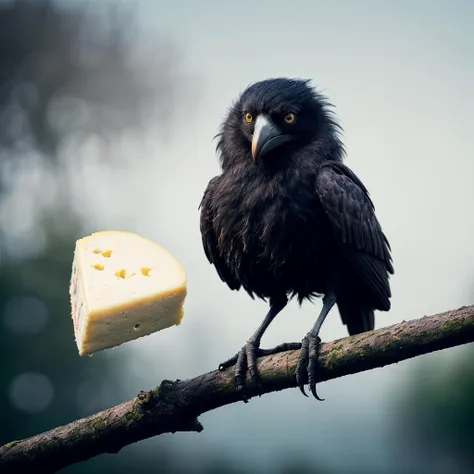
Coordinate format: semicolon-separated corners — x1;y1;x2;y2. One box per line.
1;0;473;473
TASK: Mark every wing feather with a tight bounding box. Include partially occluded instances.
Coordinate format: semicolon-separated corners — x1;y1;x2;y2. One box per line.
316;161;393;310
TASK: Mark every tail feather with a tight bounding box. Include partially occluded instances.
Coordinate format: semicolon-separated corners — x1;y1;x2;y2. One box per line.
337;301;375;336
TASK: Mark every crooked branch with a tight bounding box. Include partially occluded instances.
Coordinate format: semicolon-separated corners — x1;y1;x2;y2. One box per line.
1;305;474;473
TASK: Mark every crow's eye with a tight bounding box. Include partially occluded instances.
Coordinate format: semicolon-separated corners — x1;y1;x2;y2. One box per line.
284;113;296;124
244;112;253;123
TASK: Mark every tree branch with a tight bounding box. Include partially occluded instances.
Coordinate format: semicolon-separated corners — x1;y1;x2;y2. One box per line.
1;305;474;473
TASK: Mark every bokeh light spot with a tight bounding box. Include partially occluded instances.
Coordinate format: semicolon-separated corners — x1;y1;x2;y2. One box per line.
9;372;54;413
3;296;49;334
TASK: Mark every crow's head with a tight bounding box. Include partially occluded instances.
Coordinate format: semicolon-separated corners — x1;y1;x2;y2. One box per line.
216;78;344;170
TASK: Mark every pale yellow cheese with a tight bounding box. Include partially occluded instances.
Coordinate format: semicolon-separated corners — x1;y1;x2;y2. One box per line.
69;230;187;356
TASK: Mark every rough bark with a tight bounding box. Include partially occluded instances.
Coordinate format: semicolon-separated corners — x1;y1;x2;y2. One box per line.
1;304;474;473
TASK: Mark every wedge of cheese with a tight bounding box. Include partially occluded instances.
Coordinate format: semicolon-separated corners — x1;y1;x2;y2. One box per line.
69;230;187;356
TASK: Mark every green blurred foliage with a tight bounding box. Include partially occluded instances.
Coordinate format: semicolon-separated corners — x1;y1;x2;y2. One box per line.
0;211;82;442
394;347;474;473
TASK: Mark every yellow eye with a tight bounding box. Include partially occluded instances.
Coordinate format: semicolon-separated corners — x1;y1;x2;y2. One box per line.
284;113;296;124
245;112;253;123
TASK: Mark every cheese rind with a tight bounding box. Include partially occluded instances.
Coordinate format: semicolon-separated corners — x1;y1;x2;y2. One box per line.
69;230;187;355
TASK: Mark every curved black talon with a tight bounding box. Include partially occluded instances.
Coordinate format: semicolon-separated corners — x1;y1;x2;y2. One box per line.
218;296;290;400
307;335;324;401
296;337;309;397
296;334;324;400
219;340;262;400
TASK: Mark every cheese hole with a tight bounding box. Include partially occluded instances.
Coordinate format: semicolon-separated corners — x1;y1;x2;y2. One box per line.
115;269;127;279
92;264;104;271
101;250;113;258
134;323;140;330
141;267;151;277
92;249;101;254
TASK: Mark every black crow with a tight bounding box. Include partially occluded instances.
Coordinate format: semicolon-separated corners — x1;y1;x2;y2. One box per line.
199;78;393;400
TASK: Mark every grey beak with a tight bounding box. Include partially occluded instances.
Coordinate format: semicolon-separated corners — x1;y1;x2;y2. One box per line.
251;115;293;162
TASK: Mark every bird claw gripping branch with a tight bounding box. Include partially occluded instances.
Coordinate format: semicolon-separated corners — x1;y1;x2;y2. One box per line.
219;341;263;402
296;335;324;400
219;338;325;401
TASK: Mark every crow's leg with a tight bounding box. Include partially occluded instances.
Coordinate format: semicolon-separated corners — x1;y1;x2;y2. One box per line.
219;295;288;394
296;292;336;400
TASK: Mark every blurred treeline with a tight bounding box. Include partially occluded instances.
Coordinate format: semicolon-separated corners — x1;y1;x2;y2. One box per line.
0;1;473;473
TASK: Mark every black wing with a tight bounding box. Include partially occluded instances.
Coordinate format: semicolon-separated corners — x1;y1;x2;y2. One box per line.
316;161;393;311
199;176;241;291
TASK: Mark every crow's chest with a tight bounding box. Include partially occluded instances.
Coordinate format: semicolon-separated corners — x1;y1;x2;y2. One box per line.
214;173;328;264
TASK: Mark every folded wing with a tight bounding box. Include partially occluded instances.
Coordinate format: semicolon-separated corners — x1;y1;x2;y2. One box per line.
316;161;393;312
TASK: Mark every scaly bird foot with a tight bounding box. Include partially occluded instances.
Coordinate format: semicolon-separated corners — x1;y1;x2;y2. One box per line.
219;341;302;401
295;334;324;401
219;339;261;399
